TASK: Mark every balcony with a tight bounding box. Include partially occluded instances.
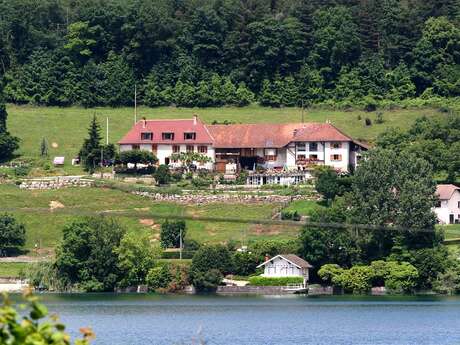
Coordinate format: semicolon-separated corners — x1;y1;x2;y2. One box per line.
295;158;325;166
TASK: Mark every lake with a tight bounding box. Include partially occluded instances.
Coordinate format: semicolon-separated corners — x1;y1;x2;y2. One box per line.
30;294;460;345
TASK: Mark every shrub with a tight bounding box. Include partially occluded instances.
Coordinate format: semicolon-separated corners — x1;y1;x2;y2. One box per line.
384;261;419;293
375;112;384;124
281;210;301;221
335;265;374;293
190;269;223;291
232;252;259;276
146;263;173;290
0;213;26;254
365;117;372;126
0;291;93;345
318;264;344;285
14;165;30;177
153;164;171;185
248;276;304;286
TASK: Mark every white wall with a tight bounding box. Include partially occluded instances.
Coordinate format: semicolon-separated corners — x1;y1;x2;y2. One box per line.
324;141;349;172
434;191;460;224
262;256;304;278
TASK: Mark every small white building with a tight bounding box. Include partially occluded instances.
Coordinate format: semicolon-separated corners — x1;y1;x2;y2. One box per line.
434;184;460;224
257;254;312;285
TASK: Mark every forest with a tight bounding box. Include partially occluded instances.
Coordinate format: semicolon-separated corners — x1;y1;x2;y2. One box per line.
0;0;459;108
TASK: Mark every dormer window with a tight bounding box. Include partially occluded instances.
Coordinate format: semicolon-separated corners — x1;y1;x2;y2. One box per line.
141;132;153;140
162;132;174;140
184;132;196;140
331;142;342;149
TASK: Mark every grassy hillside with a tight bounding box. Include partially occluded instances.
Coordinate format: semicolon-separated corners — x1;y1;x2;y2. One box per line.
6;104;444;173
0;184;300;254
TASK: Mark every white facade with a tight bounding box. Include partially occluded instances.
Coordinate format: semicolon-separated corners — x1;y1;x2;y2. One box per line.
121;141;362;176
434;189;460;224
257;255;311;284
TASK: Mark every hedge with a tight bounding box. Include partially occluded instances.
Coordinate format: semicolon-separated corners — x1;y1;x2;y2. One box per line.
248;276;304;286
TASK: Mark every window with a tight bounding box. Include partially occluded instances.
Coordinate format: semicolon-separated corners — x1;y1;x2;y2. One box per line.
172;145;180;153
198;145;207;154
297;143;306;151
331;142;342;149
141;132;153;140
330;154;342;161
162;132;174;140
264;148;277;161
184;132;196;140
186;145;194;152
309;142;318;151
458;201;460;209
132;144;140;150
309;154;318;161
297;154;306;160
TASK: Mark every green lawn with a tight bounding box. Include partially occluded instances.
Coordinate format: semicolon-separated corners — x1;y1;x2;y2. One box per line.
6;104;443;174
0;184;299;253
282;200;326;217
0;262;28;278
442;224;460;239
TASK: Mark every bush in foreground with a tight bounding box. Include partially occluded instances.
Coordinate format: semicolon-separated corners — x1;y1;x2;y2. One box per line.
0;290;93;344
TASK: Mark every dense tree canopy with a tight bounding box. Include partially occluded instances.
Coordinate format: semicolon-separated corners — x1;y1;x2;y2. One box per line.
1;0;459;107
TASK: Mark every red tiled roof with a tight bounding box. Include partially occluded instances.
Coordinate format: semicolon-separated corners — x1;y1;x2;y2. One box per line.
436;184;460;200
118;117;214;145
207;122;353;148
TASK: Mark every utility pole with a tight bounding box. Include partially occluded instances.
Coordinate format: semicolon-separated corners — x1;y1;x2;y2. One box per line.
106;116;109;145
134;84;137;124
179;227;183;260
100;146;104;179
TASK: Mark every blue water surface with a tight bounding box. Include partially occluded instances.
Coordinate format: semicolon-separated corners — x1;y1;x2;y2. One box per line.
31;294;460;345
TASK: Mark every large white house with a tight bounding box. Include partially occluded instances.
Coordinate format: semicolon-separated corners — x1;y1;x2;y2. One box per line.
118;115;368;183
434;184;460;224
257;254;313;285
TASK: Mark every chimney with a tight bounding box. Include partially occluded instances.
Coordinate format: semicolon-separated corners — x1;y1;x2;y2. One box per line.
264;254;270;262
193;114;198;125
142;117;147;128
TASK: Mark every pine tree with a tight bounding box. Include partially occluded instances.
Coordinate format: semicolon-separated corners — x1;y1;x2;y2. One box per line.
0;81;19;162
40;137;49;157
79;115;102;172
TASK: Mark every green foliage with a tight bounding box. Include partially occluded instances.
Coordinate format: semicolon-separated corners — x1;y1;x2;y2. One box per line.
119;150;158;169
55;216;125;292
22;262;64;291
2;1;460;106
160;220;186;248
0;291;93;345
249;239;300;261
79;116;102;173
0;213;26;253
169;152;211;171
153;164;171;185
146;262;190;292
232;252;259;276
349;148;439;259
0;86;19;162
190;269;223;291
318;261;419;293
116;231;160;287
248;276;304;286
280;210;301;221
40;137;49;157
190;244;233;290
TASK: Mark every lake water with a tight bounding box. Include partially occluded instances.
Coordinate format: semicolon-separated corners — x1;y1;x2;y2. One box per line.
30;294;460;345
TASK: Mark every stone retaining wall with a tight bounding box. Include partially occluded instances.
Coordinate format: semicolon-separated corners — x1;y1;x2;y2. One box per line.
19;176;93;190
133;191;311;205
